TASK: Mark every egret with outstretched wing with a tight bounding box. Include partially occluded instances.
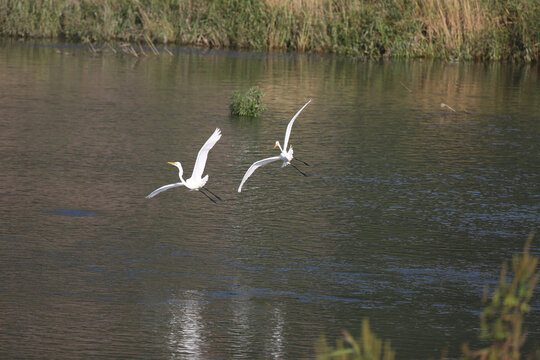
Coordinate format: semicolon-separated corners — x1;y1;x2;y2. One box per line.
238;100;312;192
146;128;222;203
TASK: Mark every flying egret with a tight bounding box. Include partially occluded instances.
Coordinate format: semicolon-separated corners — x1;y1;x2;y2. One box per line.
146;128;222;203
238;99;312;192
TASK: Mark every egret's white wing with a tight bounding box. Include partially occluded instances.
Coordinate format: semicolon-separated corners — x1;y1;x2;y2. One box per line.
238;156;282;192
146;182;184;199
283;99;312;150
191;128;222;180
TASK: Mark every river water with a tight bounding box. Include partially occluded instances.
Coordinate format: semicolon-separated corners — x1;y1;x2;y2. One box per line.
1;41;539;359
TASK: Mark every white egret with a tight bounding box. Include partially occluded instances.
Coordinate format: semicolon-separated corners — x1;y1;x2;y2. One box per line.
238;99;312;192
146;128;222;203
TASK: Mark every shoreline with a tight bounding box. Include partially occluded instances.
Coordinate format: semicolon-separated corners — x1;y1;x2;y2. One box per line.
1;0;538;62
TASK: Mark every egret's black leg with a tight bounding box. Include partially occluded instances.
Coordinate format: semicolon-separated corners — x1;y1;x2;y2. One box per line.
199;189;217;203
294;157;310;166
290;163;307;177
203;187;222;201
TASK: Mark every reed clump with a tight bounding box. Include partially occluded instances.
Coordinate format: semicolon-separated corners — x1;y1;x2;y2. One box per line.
230;87;265;117
410;0;495;60
0;0;538;61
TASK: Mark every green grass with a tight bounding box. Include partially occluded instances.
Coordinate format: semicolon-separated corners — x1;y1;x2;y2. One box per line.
315;319;396;360
229;87;265;117
0;0;538;61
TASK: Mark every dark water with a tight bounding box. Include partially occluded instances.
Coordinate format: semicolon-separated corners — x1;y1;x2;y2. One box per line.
1;41;539;359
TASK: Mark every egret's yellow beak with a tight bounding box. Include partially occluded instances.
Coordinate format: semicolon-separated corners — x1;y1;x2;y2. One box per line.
273;143;278;149
168;162;175;165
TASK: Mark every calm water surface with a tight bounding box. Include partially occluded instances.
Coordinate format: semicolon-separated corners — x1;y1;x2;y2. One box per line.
1;41;539;359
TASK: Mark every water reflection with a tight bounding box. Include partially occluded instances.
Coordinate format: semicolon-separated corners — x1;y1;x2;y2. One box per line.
227;285;254;357
167;288;287;359
168;290;206;359
266;305;286;360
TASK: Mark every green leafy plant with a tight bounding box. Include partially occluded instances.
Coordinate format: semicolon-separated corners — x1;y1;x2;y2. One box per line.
229;87;265;117
463;233;539;360
315;318;396;360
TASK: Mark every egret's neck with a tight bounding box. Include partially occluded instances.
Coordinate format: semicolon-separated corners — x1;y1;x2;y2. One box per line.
276;141;284;153
176;163;187;184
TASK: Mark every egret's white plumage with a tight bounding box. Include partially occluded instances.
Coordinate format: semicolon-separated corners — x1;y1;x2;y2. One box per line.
238;99;312;192
146;128;222;199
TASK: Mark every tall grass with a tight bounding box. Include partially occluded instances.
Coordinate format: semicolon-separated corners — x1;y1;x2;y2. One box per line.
0;0;538;61
412;0;495;60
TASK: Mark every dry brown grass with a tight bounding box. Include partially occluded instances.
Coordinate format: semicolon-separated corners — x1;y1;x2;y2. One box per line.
414;0;495;55
265;0;325;12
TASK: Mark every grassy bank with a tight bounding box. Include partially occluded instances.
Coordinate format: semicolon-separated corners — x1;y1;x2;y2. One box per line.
0;0;538;62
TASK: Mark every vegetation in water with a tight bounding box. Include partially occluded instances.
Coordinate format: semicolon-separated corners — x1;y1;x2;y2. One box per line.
315;318;396;360
229;87;265;117
462;233;540;360
0;0;538;62
315;234;540;360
